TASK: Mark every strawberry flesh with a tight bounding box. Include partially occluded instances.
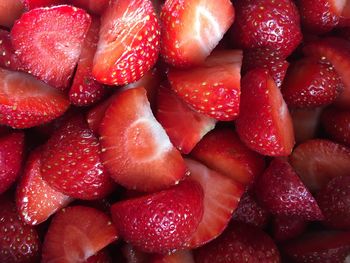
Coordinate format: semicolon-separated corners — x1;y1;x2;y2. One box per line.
291;108;322;144
68;0;109;15
0;29;23;70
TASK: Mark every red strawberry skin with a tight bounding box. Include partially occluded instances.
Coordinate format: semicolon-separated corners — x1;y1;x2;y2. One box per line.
0;0;24;27
272;215;307;242
111;180;204;253
0;29;23;71
68;0;109;15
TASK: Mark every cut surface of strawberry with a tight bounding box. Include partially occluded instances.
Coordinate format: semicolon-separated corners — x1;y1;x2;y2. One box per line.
11;5;91;89
150;250;195;263
84;249;112;263
0;29;23;71
272;215;307;242
0;0;24;27
160;0;235;67
68;0;109;15
291;108;322;144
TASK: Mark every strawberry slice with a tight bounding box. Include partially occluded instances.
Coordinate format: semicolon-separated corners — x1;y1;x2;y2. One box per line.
42;206;118;263
235;69;295;156
156;84;216;154
272;216;307;242
93;0;160;85
99;87;186;192
11;5;91;89
291;108;322;144
0;29;23;70
160;0;235;67
22;0;67;9
68;0;109;15
168;50;242;121
16;147;72;225
290;139;350;192
191;128;265;185
111;180;204;253
150;250;195;263
0;0;24;27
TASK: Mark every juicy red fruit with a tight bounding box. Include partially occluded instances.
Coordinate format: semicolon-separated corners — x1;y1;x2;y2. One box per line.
23;0;67;9
0;29;23;71
68;0;109;15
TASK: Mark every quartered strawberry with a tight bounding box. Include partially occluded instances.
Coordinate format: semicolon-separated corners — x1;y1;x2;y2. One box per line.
291;108;322;144
168;50;242;121
41;115;115;200
16;148;72;225
0;29;23;70
99;87;186;192
281;57;343;108
191;128;265;185
231;0;302;58
150;250;195;263
0;68;70;129
42;206;118;263
85;249;112;263
22;0;67;9
290;139;350;192
160;0;235;67
194;221;280;263
69;17;107;107
111;180;204;253
235;69;295;156
185;159;244;248
0;0;24;27
11;5;91;89
156;84;216;154
272;216;307;242
93;0;160;85
68;0;109;15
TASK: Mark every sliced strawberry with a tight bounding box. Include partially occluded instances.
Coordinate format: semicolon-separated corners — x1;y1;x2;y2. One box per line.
11;5;91;89
93;0;160;85
185;158;244;248
235;68;295;156
150;250;195;263
99;87;186;192
68;0;109;15
290;139;350;192
291;108;322;144
168;50;242;121
22;0;67;9
0;0;24;27
191;128;265;185
160;0;234;67
0;29;23;70
272;215;307;242
156;84;216;154
85;249;112;263
42;206;118;263
111;180;204;253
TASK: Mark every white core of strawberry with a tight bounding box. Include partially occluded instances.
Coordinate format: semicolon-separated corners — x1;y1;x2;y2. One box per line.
333;0;347;13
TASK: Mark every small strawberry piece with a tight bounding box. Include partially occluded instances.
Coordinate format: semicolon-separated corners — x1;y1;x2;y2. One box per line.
41;115;115;200
185;159;244;248
281;57;343;108
111;180;204;253
160;0;234;67
0;131;24;195
290;139;350;192
191;128;265;185
0;29;23;70
194;221;280;263
0;0;24;27
273;216;307;242
11;5;91;89
156;84;216;154
100;87;186;192
255;158;323;220
93;0;160;85
317;176;350;230
231;0;302;58
168;50;242;121
235;69;295;156
291;108;322;144
68;0;109;15
22;0;67;9
85;249;112;263
42;206;118;263
16;148;72;225
283;231;350;263
150;250;195;263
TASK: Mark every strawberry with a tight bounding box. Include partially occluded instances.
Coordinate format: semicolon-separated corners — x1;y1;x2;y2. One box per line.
235;69;295;156
22;0;67;9
0;131;24;195
111;180;204;253
156;84;216;154
0;0;24;27
185;158;244;248
290;139;350;192
99;87;186;192
150;250;195;263
168;50;242;121
41;115;115;200
92;0;160;85
68;0;109;15
69;17;107;107
42;206;118;263
0;29;23;70
11;5;91;89
317;176;350;230
281;57;343;108
291;108;322;144
191;128;265;185
230;0;302;58
85;249;112;263
160;0;235;67
16;147;73;225
272;215;307;242
194;221;280;263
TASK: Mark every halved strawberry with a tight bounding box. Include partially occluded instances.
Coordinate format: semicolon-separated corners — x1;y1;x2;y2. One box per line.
150;250;195;263
191;128;265;185
42;206;118;263
111;180;204;253
160;0;234;67
0;29;23;70
85;249;112;263
0;0;24;27
11;5;91;89
22;0;67;9
156;84;216;154
185;158;244;248
99;87;186;192
168;50;242;121
290;139;350;192
235;69;295;156
272;215;307;242
291;108;322;144
93;0;160;85
68;0;109;15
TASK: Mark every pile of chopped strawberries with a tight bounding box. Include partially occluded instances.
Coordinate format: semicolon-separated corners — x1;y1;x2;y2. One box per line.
1;0;350;262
